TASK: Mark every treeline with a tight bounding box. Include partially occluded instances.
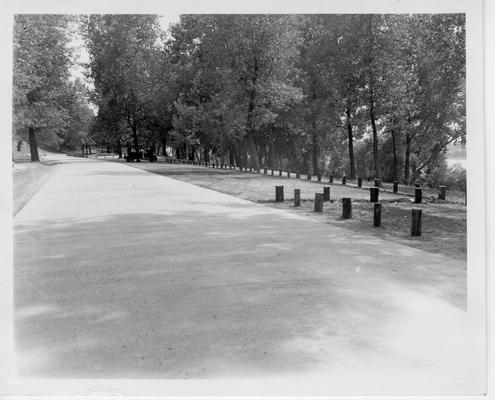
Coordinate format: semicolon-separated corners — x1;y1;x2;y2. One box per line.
15;14;465;187
83;14;465;185
13;15;95;161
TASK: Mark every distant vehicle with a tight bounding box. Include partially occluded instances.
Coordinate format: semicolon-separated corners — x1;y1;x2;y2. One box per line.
124;147;157;162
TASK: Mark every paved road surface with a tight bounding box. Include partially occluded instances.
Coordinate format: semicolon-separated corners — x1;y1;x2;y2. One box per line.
13;154;482;395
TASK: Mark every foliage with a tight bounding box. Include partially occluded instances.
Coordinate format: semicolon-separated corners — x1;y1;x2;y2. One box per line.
13;14;75;160
81;14;162;151
19;13;465;192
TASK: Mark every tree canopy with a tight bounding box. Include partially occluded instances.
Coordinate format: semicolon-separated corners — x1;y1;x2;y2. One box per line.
13;15;94;160
14;13;465;187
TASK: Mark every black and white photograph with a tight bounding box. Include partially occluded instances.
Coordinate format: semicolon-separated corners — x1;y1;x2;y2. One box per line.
0;0;490;398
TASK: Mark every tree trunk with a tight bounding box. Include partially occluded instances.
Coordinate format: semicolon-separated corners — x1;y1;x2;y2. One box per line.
311;127;319;176
366;16;381;181
132;125;139;150
221;132;225;164
391;128;398;182
161;131;168;156
246;131;259;169
346;108;356;179
245;54;260;170
232;145;240;166
290;138;301;172
17;140;23;151
240;138;248;168
28;127;40;162
269;140;276;170
369;102;380;180
117;140;122;159
302;151;310;175
404;133;411;185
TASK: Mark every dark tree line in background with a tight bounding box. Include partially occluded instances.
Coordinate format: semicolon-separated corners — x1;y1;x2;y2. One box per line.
13;14;466;188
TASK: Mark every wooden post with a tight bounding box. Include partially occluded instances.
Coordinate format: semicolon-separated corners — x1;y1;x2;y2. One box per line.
370;187;379;203
314;193;323;212
358;177;362;188
329;175;334;183
415;188;422;204
439;185;446;200
342;176;347;185
323;186;330;201
374;178;381;188
294;189;301;207
393;181;399;193
342;198;352;219
411;209;422;236
307;174;312;181
374;203;382;227
275;186;284;202
317;174;322;182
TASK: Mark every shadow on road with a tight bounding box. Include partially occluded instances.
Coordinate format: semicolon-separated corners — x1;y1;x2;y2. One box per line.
15;202;466;378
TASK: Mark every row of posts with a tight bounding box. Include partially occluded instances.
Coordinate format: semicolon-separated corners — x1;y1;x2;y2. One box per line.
164;158;448;201
275;185;423;237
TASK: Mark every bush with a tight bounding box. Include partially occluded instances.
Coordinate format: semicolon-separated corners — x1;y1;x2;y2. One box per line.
444;164;466;191
424;163;466;191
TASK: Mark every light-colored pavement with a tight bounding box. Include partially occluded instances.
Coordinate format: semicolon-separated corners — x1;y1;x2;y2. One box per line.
13;154;482;394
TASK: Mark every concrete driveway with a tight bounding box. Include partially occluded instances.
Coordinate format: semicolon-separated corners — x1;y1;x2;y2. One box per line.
13;155;482;395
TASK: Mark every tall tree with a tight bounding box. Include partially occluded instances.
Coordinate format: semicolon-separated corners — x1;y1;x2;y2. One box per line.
82;15;161;152
13;15;73;161
331;15;368;179
362;15;384;181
